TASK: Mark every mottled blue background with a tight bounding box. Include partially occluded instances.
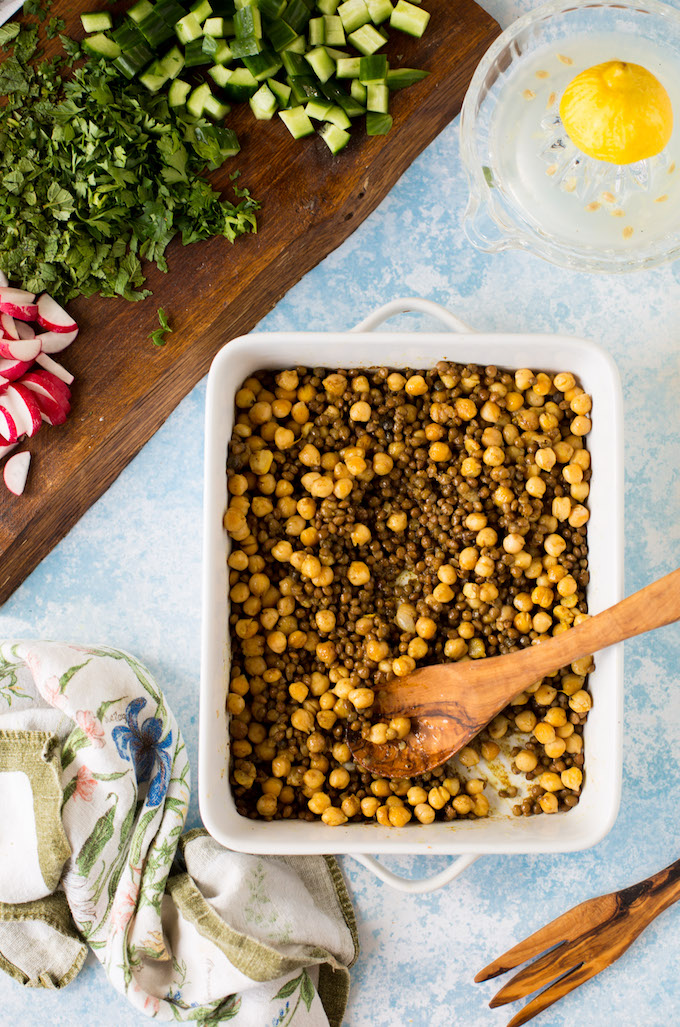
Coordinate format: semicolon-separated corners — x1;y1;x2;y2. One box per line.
2;0;680;1023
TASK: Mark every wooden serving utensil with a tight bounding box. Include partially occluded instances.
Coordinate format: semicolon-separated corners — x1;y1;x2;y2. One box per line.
347;566;680;778
475;856;680;1026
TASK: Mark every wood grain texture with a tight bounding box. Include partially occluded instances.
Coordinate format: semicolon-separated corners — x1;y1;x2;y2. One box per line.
0;0;500;604
348;566;680;777
475;856;680;1027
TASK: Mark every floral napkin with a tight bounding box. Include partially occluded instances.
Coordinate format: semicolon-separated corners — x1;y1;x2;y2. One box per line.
0;641;358;1025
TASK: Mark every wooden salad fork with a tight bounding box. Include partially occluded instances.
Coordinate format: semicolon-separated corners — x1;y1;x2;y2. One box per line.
475;856;680;1026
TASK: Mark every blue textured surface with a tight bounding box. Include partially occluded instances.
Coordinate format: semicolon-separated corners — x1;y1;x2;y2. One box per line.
2;0;680;1022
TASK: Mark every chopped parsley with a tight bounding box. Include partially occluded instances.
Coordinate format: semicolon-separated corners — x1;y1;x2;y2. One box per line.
150;307;172;347
0;26;259;302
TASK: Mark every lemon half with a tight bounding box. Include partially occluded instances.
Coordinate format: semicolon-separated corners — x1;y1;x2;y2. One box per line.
559;60;673;165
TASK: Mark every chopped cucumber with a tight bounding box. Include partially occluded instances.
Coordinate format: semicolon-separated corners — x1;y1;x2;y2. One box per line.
190;0;214;24
359;53;386;82
390;0;429;36
187;81;213;116
305;45;335;83
308;17;325;45
350;78;366;104
283;0;312;33
209;62;233;86
230;34;264;57
138;10;176;47
336;55;360;77
283;34;307;53
319;121;350;153
268;77;292;107
306;98;334;119
325;102;350;128
317;0;340;13
140;60;170;92
366;81;388;111
80;11;113;33
82;32;121;59
234;5;261;37
249;82;278;118
347;23;385;53
213;39;234;63
322;15;345;44
243;48;282;79
175;12;203;43
127;0;154;24
279;106;315;137
156;0;186;26
159;46;185;78
168;77;192;105
337;0;370;33
259;0;286;16
222;66;259;99
386;66;428;89
204;16;229;35
288;74;324;103
281;50;307;76
267;18;299;51
204;93;231;119
367;0;392;22
366;110;391;133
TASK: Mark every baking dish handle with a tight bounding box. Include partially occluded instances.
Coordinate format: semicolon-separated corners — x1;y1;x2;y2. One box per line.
350;853;479;893
350;297;473;335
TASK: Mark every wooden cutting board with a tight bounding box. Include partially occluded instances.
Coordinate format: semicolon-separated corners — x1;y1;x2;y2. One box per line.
0;0;500;605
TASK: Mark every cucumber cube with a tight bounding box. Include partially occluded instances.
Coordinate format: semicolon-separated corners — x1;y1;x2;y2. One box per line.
337;0;369;33
175;12;203;43
359;54;387;82
82;32;121;59
234;5;261;37
306;98;334;120
269;77;292;107
350;78;367;104
308;16;325;45
367;0;392;22
386;67;428;89
390;0;429;36
323;15;345;44
160;46;185;78
187;81;213;117
336;56;360;77
249;82;278;119
204;94;231;119
127;0;154;23
81;11;113;32
209;63;233;86
190;0;214;23
366;82;388;111
366;110;392;134
304;46;336;83
279;106;315;138
347;23;385;54
213;40;234;63
317;0;340;12
325;103;351;128
204;16;227;35
168;77;192;106
319;122;350;153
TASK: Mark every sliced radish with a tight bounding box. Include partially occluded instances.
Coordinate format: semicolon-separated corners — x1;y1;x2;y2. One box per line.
0;357;32;382
0;288;38;322
36;353;74;385
20;372;70;425
4;451;30;495
1;313;18;340
15;321;35;340
35;327;78;354
0;336;41;362
0;404;18;444
0;271;8;288
37;293;77;334
0;439;17;462
5;384;42;437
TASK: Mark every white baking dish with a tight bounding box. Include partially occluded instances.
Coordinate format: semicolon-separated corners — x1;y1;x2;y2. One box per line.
200;297;624;892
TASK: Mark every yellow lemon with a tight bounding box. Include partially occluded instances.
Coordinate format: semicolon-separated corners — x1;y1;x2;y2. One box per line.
559;60;673;164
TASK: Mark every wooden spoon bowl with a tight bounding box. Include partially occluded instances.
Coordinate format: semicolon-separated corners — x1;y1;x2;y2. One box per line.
348;566;680;778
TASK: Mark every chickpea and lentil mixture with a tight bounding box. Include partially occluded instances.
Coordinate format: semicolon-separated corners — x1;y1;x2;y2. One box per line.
225;362;594;827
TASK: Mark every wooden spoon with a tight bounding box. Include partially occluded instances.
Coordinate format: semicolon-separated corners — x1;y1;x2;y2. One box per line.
347;566;680;778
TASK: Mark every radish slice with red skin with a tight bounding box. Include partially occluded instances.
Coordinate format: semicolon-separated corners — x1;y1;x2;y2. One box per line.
24;388;69;426
35;353;74;385
0;404;18;443
0;357;33;382
0;288;38;322
36;327;78;354
26;369;71;405
15;321;35;340
37;293;77;334
20;371;70;419
5;384;42;437
0;337;41;362
1;313;18;340
4;451;30;495
0;440;17;461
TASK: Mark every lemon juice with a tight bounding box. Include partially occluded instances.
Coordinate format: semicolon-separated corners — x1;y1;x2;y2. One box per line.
489;32;680;251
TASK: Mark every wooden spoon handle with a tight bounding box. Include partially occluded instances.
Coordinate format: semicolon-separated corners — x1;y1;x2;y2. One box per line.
617;856;680;932
505;566;680;686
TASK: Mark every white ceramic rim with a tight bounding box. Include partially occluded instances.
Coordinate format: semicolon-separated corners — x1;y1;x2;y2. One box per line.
199;297;624;891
